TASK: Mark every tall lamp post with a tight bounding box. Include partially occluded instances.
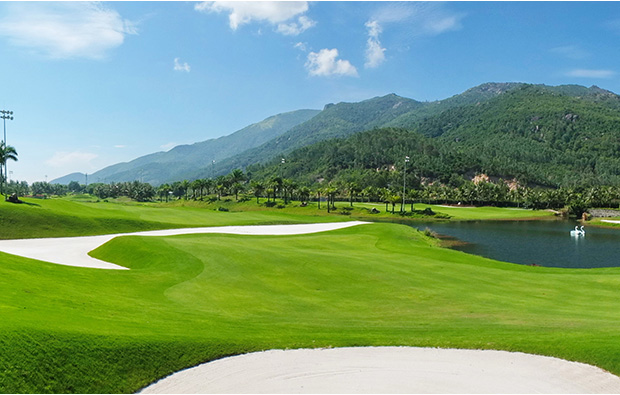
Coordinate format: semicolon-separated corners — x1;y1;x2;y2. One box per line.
0;110;14;196
402;155;410;213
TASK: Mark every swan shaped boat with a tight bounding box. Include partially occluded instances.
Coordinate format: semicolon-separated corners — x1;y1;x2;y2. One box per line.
570;225;586;237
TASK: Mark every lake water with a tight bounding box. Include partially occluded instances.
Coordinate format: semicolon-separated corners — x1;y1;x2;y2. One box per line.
416;220;620;269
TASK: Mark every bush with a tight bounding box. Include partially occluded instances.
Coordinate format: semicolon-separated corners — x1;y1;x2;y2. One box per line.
263;201;277;208
422;207;435;216
217;207;229;212
423;227;438;238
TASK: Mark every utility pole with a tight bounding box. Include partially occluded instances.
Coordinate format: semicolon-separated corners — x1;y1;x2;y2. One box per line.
402;155;409;213
0;110;14;197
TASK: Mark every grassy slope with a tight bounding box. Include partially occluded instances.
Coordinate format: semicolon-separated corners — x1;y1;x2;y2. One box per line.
0;197;553;240
0;198;596;393
0;198;346;239
1;216;620;392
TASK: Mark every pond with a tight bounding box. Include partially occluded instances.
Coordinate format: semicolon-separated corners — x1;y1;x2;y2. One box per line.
416;219;620;269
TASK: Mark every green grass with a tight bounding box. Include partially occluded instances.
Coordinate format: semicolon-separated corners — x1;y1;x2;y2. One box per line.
354;201;555;221
0;197;346;239
0;197;554;240
0;197;610;393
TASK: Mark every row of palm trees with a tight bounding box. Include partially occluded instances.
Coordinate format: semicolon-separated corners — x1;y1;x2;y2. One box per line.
156;169;247;202
152;168;620;217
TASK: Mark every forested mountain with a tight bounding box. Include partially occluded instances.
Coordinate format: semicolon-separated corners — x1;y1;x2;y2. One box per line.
53;82;620;188
249;84;620;188
193;94;425;178
195;84;525;178
52;172;88;185
51;109;320;185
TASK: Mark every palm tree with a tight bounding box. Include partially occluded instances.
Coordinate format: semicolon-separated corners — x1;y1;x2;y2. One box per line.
158;184;172;202
231;181;244;201
250;180;265;204
270;176;283;200
282;178;297;204
0;142;17;197
298;186;311;204
346;181;361;207
190;179;202;200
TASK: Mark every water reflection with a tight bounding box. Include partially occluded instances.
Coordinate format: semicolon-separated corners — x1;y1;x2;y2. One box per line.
416;220;620;269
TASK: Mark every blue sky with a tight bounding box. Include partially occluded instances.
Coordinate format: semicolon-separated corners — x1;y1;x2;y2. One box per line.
0;1;619;183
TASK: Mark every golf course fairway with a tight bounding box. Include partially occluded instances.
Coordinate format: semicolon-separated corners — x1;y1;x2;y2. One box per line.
0;198;619;393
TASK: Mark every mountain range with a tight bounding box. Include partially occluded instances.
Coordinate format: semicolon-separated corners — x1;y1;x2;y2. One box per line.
52;82;620;188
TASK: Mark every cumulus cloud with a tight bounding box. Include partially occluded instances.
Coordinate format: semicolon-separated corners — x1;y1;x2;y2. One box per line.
0;2;136;59
276;15;316;36
305;48;358;77
174;57;191;72
565;69;616;79
364;20;386;69
195;1;313;34
46;151;98;168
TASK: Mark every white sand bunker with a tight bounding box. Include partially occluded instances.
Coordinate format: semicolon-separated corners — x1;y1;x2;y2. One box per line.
0;221;369;270
140;347;620;394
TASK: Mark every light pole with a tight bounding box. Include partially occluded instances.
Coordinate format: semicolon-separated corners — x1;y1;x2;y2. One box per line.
0;110;14;196
402;155;410;213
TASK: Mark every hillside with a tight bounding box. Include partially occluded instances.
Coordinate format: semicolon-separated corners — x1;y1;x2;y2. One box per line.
195;85;528;178
52;109;320;186
51;172;88;185
249;84;620;188
52;82;620;187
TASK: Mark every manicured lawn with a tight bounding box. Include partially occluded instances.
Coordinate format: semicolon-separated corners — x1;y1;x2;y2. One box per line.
0;197;344;239
1;209;620;393
355;201;555;221
0;197;554;240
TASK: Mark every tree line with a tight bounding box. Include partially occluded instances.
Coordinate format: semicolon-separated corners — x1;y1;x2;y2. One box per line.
13;166;613;218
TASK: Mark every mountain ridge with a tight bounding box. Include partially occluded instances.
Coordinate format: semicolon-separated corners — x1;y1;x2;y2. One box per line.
51;109;320;185
52;82;619;186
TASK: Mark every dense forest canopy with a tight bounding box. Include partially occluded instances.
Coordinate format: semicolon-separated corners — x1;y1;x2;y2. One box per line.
249;84;620;189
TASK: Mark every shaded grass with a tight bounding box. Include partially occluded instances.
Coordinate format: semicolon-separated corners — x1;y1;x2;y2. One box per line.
2;222;620;392
0;196;553;240
0;198;344;239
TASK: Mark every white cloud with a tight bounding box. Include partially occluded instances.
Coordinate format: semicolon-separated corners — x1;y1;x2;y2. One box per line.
565;69;616;79
0;2;136;59
276;15;316;36
551;45;589;60
174;57;191;72
372;2;463;36
114;145;126;149
305;48;358;77
364;20;386;69
294;42;307;52
195;1;310;33
46;151;98;168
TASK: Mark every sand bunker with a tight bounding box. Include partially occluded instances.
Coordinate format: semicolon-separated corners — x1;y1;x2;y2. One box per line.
0;221;369;270
139;346;620;394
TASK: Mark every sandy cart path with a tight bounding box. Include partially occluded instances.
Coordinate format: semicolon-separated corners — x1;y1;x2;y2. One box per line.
0;221;369;270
